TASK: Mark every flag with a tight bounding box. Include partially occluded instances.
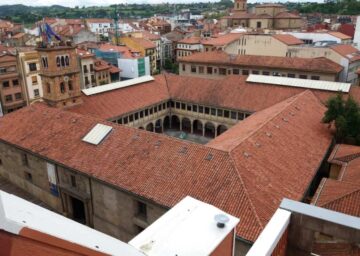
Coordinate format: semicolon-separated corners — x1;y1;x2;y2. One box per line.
45;23;61;42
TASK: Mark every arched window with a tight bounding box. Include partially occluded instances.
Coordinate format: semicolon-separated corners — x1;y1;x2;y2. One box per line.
60;82;65;93
56;57;60;67
65;55;69;66
61;56;65;67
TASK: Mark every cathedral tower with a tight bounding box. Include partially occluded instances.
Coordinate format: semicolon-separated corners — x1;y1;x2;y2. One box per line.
37;43;83;108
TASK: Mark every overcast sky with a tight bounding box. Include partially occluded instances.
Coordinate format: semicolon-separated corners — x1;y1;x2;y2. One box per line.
0;0;324;7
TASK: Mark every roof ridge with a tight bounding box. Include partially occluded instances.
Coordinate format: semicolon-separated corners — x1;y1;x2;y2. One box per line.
224;90;313;152
228;152;265;230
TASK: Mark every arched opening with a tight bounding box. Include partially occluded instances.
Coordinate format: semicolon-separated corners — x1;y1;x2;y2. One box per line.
163;116;170;129
155;119;162;133
204;122;215;138
65;55;70;66
217;125;228;136
171;115;180;130
61;56;65;67
181;118;191;133
56;57;60;67
146;123;154;132
193;120;203;135
60;82;65;93
139;127;144;130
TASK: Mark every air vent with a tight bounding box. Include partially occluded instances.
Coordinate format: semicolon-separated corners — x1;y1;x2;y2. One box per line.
205;153;213;161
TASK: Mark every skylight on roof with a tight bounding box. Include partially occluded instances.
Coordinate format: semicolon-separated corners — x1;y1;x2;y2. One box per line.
82;123;113;145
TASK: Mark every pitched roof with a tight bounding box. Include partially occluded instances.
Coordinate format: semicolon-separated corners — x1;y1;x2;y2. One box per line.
69;74;360;121
126;37;156;49
208;91;332;225
312;178;360;218
272;34;304;45
94;59;111;72
178;37;203;44
86;18;112;24
99;44;138;59
330;44;360;62
0;89;333;242
202;33;243;47
328;31;352;40
178;51;343;74
141;30;161;41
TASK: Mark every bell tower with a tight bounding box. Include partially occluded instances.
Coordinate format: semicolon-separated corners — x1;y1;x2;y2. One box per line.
37;43;83;108
234;0;247;13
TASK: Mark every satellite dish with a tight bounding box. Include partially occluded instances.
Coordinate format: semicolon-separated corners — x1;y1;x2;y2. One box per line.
64;76;69;82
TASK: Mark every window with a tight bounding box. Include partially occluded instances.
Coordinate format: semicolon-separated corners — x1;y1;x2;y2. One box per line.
231;111;237;119
257;21;261;28
12;80;19;86
85;77;90;85
207;67;213;74
65;56;70;66
262;71;270;76
25;171;32;182
70;175;76;187
191;66;196;73
145;109;149;116
154;106;158;113
34;89;39;97
219;68;226;75
217;109;223;117
199;106;204;113
233;69;239;75
15;93;22;100
90;64;94;72
199;66;204;74
242;70;249;75
42;57;48;68
5;95;12;102
47;83;51;93
135;112;139;120
31;76;38;85
238;112;244;120
175;102;180;109
22;153;28;166
159;104;162;111
137;201;147;218
60;82;65;93
149;108;153;115
287;73;295;78
2;81;9;88
182;64;185;71
123;116;128;124
0;67;5;74
129;115;134;122
311;76;320;80
224;110;229;118
68;81;73;91
205;107;210;114
56;57;61;67
187;104;191;111
252;70;259;75
193;105;197;112
181;103;185;110
29;62;37;72
210;108;216;116
140;111;144;118
83;65;88;73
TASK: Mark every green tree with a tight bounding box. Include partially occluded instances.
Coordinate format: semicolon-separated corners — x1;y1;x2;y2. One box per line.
323;94;360;145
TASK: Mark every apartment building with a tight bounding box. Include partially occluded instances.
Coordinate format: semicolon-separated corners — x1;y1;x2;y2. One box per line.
202;33;243;54
178;51;343;81
0;51;25;114
86;18;113;38
17;49;43;104
176;37;204;60
120;36;157;74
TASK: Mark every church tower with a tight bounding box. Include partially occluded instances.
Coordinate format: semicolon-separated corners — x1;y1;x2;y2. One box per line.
234;0;247;13
37;43;83;108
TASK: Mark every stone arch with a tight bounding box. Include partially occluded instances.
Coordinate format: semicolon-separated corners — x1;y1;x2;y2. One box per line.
171;115;180;130
146;123;154;132
139;127;144;130
163;115;170;130
193;119;203;135
217;124;228;136
204;122;216;138
181;117;192;133
155;119;162;133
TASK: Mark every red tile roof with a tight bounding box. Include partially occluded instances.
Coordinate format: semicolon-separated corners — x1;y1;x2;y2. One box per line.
141;30;161;41
328;31;352;40
99;44;138;59
179;51;343;74
0;90;332;242
127;37;156;49
178;37;203;45
330;44;360;62
86;18;112;24
272;34;304;45
69;74;360;121
94;59;111;72
202;33;243;46
312;242;360;256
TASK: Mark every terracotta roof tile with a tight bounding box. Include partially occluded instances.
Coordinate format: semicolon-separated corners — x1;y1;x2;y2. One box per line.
178;51;343;74
178;37;203;44
328;31;352;40
272;34;304;45
202;33;243;46
85;18;112;24
330;44;360;62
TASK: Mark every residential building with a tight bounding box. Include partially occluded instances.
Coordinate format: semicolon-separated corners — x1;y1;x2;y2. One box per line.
176;36;204;60
0;50;25;114
178;51;343;81
202;33;243;54
17;49;43;104
160;36;173;67
140;17;171;35
93;59;112;85
120;36;157;74
85;18;113;39
57;26;97;45
163;30;186;62
4;32;28;47
221;2;303;30
37;43;82;108
285;31;352;45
